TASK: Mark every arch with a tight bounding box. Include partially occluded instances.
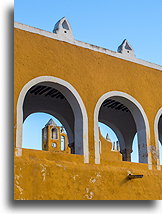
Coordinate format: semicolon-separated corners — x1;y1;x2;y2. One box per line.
16;76;89;163
94;91;151;169
154;108;162;170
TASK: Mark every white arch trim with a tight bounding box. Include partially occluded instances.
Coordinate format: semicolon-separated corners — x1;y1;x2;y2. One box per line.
154;108;162;170
16;76;89;163
94;91;152;169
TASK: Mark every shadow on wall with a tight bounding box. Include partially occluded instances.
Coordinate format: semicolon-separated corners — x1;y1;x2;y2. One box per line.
6;5;14;208
8;199;156;208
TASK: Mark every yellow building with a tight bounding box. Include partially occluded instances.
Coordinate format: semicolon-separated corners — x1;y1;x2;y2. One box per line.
14;18;162;200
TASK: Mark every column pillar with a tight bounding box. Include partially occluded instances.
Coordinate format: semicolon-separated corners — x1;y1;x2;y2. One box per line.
120;148;132;162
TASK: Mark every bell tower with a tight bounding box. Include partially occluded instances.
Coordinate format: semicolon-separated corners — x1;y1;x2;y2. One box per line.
42;119;70;153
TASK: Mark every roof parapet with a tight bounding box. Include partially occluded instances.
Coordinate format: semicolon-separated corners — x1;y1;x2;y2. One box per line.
14;22;162;71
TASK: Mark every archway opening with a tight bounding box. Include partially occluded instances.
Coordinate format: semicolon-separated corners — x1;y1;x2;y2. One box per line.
23;113;67;151
16;77;89;163
96;93;149;164
158;115;162;165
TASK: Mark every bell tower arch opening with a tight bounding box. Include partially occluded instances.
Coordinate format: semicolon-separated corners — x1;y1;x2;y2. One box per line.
94;91;151;167
16;76;89;163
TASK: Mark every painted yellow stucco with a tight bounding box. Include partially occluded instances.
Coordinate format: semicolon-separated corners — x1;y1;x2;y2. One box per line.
14;27;162;200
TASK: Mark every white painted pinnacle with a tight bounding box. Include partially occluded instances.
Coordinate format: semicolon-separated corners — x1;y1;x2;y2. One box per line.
53;17;74;41
106;133;111;142
117;39;135;58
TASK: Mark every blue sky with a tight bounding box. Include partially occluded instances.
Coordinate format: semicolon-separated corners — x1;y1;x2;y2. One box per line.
15;0;161;163
23;113;62;150
15;0;161;65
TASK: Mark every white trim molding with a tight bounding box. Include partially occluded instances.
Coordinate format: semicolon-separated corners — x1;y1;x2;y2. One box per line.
94;91;152;170
16;76;89;163
154;108;162;170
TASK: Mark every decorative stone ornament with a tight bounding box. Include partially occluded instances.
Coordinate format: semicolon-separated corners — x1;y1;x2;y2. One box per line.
117;39;135;57
53;17;74;40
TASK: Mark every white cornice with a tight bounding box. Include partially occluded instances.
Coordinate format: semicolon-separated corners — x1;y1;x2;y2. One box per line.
14;22;161;71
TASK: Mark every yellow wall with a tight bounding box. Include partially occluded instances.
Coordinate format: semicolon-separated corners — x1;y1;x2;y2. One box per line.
14;28;162;200
14;148;162;200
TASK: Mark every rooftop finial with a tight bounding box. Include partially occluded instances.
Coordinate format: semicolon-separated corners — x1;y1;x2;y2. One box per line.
117;39;135;58
53;17;74;40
